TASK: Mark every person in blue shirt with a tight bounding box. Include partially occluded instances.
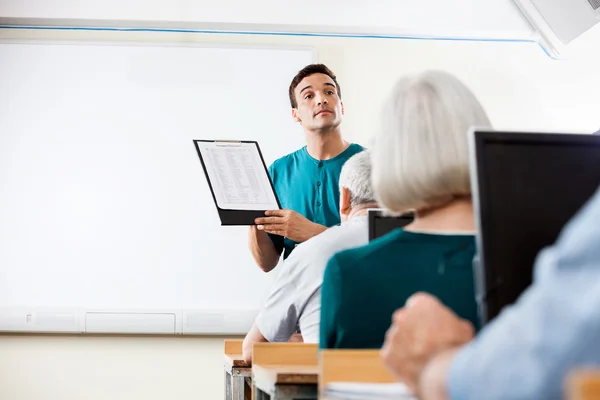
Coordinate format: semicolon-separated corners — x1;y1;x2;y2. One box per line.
381;186;600;400
248;64;364;272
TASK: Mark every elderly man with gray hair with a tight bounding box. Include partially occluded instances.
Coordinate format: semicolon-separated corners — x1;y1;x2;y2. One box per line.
242;151;378;362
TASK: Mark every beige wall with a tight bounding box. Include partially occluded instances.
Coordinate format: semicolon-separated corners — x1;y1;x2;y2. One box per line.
0;334;233;399
1;26;600;400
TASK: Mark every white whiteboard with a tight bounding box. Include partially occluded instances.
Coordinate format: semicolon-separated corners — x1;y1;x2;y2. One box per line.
0;41;314;334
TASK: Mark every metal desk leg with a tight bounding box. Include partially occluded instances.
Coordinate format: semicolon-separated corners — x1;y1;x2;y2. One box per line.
225;369;232;400
273;384;317;400
254;385;270;400
231;369;246;400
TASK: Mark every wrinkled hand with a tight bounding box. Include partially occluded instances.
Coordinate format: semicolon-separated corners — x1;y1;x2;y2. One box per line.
255;209;325;243
381;293;474;394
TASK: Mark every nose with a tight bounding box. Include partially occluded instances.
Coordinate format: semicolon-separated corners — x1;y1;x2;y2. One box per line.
315;92;328;105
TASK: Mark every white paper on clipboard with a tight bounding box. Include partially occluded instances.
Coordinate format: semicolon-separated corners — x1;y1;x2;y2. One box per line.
197;141;279;211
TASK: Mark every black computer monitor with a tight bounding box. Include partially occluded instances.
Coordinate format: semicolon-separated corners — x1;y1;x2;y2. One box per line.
470;130;600;324
368;209;414;241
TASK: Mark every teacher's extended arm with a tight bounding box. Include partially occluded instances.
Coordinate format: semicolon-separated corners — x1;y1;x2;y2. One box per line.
248;225;283;273
249;210;327;272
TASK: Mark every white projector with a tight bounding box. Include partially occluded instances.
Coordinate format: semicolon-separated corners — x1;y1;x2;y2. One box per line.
515;0;600;51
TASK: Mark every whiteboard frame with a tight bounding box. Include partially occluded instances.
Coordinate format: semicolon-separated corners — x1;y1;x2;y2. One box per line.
0;307;259;334
0;15;539;41
0;17;553;57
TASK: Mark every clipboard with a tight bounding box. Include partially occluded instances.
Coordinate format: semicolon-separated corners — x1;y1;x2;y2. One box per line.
193;140;282;226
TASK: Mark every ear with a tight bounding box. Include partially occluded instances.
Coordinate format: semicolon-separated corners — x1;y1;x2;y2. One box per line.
340;186;351;216
291;108;302;123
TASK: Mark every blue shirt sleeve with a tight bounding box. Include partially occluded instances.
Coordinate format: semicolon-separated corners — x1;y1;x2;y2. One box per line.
449;187;600;400
320;254;344;349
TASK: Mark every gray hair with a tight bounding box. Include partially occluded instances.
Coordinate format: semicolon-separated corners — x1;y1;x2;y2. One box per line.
339;151;376;208
372;70;491;213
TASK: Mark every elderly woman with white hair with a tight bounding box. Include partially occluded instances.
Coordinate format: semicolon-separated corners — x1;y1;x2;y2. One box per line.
319;70;491;349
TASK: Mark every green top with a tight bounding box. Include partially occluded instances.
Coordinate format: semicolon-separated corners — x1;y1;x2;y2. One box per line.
319;229;478;349
267;143;365;259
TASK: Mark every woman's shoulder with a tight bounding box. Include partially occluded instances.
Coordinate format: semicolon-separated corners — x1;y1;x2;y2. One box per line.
326;229;407;272
327;229;475;273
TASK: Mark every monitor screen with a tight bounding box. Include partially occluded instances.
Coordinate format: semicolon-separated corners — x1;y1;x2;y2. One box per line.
471;130;600;324
368;209;414;241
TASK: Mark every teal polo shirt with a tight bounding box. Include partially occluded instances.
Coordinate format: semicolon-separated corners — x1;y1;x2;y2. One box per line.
320;230;478;349
267;143;364;259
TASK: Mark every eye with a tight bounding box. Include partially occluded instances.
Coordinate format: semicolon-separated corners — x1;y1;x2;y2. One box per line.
326;90;335;95
305;94;313;100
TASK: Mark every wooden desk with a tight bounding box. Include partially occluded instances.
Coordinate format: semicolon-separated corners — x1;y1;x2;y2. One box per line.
224;340;252;400
319;350;395;397
253;364;319;399
252;343;319;400
566;370;600;400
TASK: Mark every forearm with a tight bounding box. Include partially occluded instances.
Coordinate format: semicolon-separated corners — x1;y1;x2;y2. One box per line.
242;322;268;364
293;222;327;243
248;227;281;272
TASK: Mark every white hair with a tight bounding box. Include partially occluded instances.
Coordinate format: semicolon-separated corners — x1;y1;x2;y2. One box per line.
339;151;376;207
372;70;491;213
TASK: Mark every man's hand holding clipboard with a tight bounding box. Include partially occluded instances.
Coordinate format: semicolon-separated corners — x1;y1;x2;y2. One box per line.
253;210;326;243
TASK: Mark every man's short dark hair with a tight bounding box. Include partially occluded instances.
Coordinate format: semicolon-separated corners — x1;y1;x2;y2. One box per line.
288;64;341;108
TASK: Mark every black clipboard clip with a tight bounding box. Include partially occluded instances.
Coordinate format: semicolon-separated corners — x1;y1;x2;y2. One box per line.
214;140;242;147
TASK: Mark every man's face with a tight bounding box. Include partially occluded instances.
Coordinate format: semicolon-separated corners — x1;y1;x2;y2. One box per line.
292;73;343;132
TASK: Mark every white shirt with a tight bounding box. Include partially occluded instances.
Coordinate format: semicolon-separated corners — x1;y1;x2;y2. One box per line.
255;216;369;343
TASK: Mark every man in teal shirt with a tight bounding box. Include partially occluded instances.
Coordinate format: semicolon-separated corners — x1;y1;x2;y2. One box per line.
248;64;364;272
